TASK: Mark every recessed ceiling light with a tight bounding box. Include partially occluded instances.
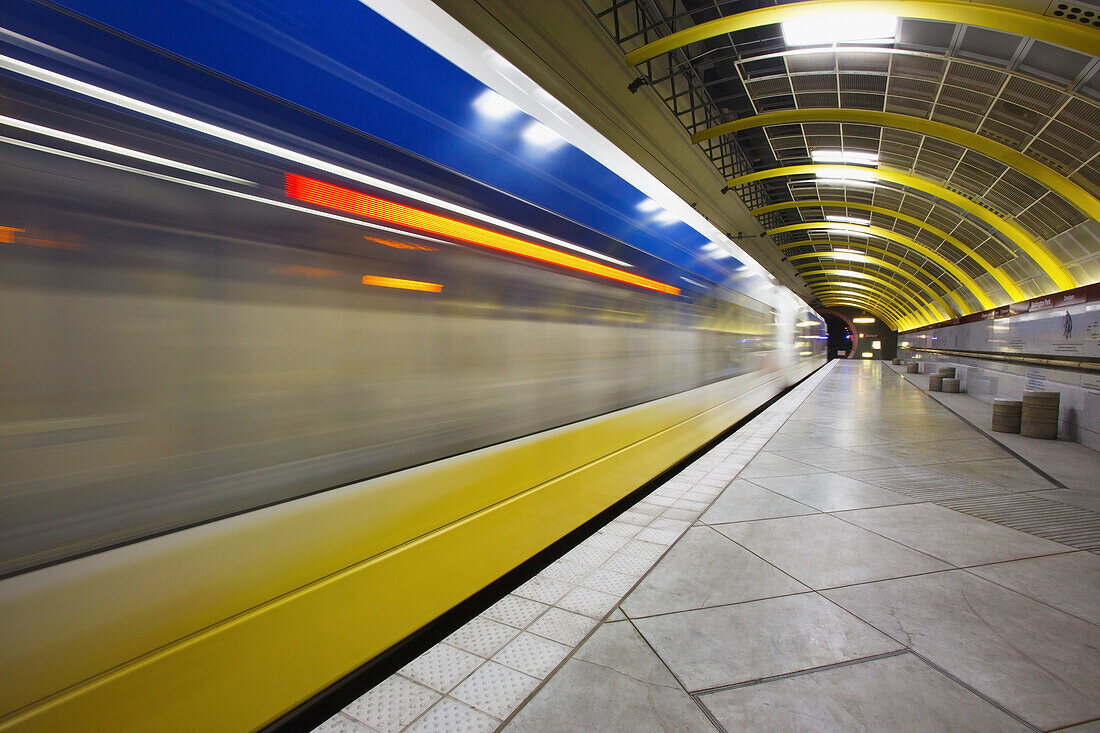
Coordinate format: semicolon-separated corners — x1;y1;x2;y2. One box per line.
782;12;898;47
811;150;879;166
815;167;876;182
472;89;521;120
521;121;564;147
826;215;871;226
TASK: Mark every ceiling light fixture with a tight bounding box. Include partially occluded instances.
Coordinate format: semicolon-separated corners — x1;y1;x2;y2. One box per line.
815;167;876;182
521;121;564;148
471;89;521;120
826;215;871;226
811;150;879;166
781;12;898;47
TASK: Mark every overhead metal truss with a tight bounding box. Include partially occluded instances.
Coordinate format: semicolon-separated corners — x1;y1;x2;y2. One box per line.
582;0;1100;328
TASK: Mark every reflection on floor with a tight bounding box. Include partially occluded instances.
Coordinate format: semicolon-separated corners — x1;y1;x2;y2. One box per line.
319;360;1100;732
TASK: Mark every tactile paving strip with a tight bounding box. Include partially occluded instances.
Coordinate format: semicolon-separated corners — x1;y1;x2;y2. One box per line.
847;466;1017;501
937;495;1100;553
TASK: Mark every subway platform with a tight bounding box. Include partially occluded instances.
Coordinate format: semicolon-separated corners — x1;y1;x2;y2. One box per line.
315;359;1100;733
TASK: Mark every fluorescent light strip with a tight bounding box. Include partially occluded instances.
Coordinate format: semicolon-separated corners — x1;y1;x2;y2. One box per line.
0;114;255;186
826;215;871;226
811;150;878;166
781;12;897;47
0;54;633;269
0;134;461;249
815;167;876;182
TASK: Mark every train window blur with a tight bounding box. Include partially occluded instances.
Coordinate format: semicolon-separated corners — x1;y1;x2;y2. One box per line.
0;60;823;577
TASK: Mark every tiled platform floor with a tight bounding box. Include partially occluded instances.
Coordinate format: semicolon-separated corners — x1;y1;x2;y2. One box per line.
317;360;1100;732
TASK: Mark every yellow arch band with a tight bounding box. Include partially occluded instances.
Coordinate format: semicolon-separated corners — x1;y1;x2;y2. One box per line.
818;288;915;327
806;280;940;327
788;251;960;317
818;281;928;325
820;304;901;330
693;109;1100;225
754;200;1027;302
625;0;1100;66
729;164;1076;292
780;239;970;315
818;298;903;329
801;270;945;323
816;291;910;327
769;220;994;309
815;287;924;330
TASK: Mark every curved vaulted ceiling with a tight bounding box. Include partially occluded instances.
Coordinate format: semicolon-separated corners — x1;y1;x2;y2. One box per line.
586;0;1100;328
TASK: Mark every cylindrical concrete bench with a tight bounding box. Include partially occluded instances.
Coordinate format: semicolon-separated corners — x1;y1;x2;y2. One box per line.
1021;391;1060;439
942;377;961;393
929;375;944;392
906;362;919;374
938;367;956;379
992;399;1022;434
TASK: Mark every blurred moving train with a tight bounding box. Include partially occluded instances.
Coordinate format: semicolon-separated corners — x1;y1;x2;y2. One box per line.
0;2;825;730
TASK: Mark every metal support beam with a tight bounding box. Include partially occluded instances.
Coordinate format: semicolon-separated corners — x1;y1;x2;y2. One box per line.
769;220;994;308
692;109;1100;224
625;1;1100;66
754;200;1027;302
728;164;1076;292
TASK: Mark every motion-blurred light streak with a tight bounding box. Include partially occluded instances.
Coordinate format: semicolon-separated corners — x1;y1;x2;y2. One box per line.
0;53;633;268
285;173;681;296
0;114;256;186
361;275;443;292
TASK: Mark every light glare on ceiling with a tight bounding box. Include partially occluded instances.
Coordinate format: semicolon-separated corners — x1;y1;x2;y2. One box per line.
811;149;879;166
815;167;876;182
521;121;564;147
782;12;898;47
472;89;521;120
826;215;871;226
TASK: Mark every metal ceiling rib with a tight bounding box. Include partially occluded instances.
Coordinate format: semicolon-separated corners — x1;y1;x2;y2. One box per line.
582;0;1100;327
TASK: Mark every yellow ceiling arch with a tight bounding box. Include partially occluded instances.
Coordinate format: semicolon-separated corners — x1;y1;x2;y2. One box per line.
806;276;941;327
625;0;1100;66
728;164;1076;291
780;239;970;314
806;280;939;328
820;303;901;330
754;200;1027;302
817;287;916;327
788;251;960;317
816;292;908;327
816;290;921;330
818;298;902;329
768;220;994;309
801;270;946;323
818;291;907;321
692;109;1100;223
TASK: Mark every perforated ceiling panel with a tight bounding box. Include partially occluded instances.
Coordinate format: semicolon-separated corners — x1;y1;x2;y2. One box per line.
582;0;1100;328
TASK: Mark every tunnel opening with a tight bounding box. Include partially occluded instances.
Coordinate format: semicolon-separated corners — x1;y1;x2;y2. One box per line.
822;313;853;360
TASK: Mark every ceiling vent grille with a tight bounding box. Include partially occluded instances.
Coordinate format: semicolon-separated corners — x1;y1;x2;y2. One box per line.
1044;0;1100;28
